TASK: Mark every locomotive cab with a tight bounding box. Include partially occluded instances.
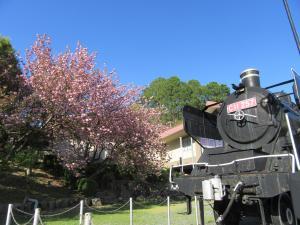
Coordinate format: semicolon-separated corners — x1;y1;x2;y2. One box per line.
170;68;300;225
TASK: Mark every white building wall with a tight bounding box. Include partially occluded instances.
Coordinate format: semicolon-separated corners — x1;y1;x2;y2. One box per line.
166;136;202;166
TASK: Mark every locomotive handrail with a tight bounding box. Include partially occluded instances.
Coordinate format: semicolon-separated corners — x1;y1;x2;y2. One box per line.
169;153;296;184
285;113;300;170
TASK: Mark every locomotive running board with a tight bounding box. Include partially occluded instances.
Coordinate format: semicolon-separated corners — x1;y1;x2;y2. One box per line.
169;153;296;185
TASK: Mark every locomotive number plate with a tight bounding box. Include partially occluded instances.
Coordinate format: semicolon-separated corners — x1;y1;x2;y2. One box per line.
227;97;257;113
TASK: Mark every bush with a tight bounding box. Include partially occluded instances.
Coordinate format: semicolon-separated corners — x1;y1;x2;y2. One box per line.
13;149;40;169
146;168;169;183
78;178;98;196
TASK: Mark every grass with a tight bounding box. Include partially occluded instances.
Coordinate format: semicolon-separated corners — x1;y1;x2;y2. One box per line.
37;201;215;225
0;164;216;224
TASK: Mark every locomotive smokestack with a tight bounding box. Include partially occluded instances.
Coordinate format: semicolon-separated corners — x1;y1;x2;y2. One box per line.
240;68;260;88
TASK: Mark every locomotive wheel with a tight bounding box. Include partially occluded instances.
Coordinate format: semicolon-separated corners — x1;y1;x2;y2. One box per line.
271;193;297;225
214;200;241;225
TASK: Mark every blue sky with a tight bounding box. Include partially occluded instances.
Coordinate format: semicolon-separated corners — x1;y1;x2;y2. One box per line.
0;0;299;91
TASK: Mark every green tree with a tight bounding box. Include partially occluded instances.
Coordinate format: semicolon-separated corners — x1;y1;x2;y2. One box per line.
0;36;22;155
187;79;204;108
143;76;190;123
202;82;230;103
0;36;22;101
0;36;48;167
143;76;230;125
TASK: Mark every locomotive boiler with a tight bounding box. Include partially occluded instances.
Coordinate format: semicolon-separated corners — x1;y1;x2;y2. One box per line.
170;68;300;225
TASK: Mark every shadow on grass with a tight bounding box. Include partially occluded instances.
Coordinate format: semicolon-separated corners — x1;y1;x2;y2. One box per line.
0;172;76;203
177;212;188;215
37;210;80;223
84;199;187;216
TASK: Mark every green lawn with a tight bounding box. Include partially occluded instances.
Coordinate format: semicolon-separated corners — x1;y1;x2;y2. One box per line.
38;201;215;225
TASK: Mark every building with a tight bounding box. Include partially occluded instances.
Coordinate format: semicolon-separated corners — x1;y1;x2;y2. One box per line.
160;124;202;167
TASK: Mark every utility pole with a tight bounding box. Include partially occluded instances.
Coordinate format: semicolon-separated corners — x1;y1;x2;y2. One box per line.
283;0;300;55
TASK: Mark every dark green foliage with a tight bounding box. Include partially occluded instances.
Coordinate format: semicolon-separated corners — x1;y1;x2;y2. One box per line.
43;154;61;172
77;178;86;190
0;36;22;96
13;150;39;168
143;76;230;124
0;36;23;165
85;161;169;198
78;178;98;196
0;36;50;165
63;169;76;188
145;168;169;183
203;82;230;102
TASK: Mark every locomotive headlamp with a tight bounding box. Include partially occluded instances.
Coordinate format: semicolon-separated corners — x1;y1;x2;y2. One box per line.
240;68;260;88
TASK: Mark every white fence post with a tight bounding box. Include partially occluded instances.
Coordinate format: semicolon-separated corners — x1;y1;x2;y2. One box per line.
167;196;171;225
194;196;199;225
5;204;12;225
32;208;40;225
130;197;133;225
84;212;92;225
79;200;84;225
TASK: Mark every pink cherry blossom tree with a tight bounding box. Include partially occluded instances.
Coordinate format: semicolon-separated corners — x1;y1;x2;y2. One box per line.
5;35;166;174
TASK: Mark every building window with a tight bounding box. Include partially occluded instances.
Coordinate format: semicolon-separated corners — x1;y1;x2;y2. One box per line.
182;136;192;151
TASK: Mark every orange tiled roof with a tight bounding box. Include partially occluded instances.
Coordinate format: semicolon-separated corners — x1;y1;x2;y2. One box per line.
160;124;184;139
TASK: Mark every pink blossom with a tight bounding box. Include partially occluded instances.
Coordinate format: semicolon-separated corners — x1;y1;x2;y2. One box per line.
5;35;166;174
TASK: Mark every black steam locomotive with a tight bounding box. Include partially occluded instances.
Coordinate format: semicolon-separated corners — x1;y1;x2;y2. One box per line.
170;68;300;225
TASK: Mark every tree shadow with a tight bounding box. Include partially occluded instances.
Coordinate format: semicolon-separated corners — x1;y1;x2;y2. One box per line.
0;172;77;204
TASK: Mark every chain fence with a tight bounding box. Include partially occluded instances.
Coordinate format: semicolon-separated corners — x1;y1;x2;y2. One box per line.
132;197;167;208
38;215;45;225
6;201;81;225
10;209;34;225
13;207;34;217
84;200;130;213
5;195;212;225
39;202;80;218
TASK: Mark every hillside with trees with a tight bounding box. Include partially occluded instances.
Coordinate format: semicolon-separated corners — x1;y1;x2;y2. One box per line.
0;34;229;206
0;35;168;204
